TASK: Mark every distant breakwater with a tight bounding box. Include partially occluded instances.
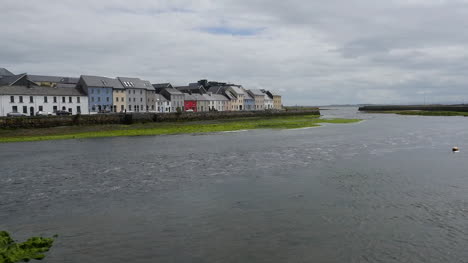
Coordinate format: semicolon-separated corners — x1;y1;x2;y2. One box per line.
0;109;320;129
358;105;468;112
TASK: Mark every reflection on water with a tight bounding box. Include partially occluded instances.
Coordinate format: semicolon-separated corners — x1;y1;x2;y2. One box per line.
2;108;468;262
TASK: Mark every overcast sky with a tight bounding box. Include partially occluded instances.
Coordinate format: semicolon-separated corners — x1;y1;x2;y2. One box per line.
3;0;468;105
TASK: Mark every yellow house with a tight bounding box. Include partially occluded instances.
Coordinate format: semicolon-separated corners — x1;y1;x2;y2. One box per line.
113;88;127;112
266;91;282;110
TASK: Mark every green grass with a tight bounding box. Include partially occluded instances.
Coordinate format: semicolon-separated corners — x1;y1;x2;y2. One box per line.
0;115;361;143
365;110;468;116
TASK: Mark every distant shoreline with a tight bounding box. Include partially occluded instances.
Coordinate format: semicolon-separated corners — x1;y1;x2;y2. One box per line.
359;105;468;116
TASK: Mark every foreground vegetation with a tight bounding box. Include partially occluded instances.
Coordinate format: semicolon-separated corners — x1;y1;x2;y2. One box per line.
364;110;468;116
0;115;361;143
0;231;54;263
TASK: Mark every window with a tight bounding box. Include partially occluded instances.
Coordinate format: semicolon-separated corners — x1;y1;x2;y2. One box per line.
10;96;14;103
133;98;135;102
77;97;80;103
140;90;142;94
97;89;100;94
12;106;18;112
98;97;101;102
28;96;33;102
128;97;131;102
140;98;143;102
23;106;27;113
69;97;72;103
129;105;132;111
91;89;94;94
62;97;66;103
44;96;48;103
53;97;57;103
133;90;135;94
53;106;58;112
116;97;119;102
106;89;109;94
106;97;109;102
91;106;95;112
19;96;23;103
39;106;43;111
77;106;81;113
92;97;95;102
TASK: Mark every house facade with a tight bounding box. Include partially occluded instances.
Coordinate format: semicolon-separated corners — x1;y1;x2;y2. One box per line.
77;75;115;112
267;91;282;110
155;94;171;113
244;91;255;111
247;89;265;111
263;92;274;109
113;88;127;113
0;83;89;116
227;86;245;111
118;77;149;112
204;93;229;111
158;88;184;112
184;93;198;112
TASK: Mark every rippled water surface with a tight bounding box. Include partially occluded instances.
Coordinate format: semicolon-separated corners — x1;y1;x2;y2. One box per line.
2;108;468;262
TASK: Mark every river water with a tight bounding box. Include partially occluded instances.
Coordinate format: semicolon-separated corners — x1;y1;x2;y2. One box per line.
1;107;468;263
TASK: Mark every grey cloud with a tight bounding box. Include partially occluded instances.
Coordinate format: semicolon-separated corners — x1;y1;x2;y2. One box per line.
2;0;468;105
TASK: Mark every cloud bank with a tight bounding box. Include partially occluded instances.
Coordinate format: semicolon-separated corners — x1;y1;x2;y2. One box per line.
2;0;468;105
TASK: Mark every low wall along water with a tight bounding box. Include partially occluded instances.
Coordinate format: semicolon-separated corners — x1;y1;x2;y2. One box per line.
0;110;320;129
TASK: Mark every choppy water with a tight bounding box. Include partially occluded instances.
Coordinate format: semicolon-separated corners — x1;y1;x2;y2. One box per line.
2;107;468;262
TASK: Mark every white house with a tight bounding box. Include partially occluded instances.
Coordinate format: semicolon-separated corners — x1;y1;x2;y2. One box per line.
204;92;229;111
155;94;171;113
263;92;274;110
0;84;89;116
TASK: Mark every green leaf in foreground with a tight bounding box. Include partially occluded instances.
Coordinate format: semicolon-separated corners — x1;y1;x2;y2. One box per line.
0;231;54;263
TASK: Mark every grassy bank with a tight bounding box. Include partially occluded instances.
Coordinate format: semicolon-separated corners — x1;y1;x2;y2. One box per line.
364;110;468;116
0;115;361;143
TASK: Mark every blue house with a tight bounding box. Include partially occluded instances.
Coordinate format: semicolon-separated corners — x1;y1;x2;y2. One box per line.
77;75;119;112
244;91;255;111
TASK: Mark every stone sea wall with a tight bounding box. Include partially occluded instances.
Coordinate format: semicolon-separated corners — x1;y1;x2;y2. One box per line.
0;109;320;129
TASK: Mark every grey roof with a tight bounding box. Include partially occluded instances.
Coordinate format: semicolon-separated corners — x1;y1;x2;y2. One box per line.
268;90;281;96
244;92;253;100
175;85;207;94
184;93;198;101
155;94;168;102
0;85;87;96
228;86;245;95
28;75;79;84
0;74;24;85
207;86;227;94
204;93;228;101
248;89;265;96
0;68;14;77
80;75;125;89
164;88;183;95
117;77;151;90
153;83;172;89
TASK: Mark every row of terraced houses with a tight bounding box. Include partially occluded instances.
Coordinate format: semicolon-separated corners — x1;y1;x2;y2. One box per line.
0;68;282;116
